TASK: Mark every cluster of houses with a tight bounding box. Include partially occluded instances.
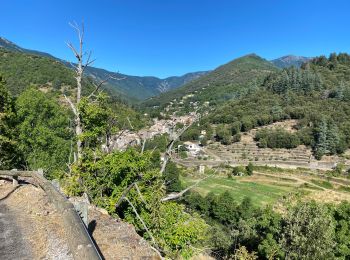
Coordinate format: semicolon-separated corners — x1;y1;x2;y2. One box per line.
104;114;199;152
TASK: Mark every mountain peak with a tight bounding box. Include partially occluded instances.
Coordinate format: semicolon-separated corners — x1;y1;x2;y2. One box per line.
271;55;312;68
0;37;23;52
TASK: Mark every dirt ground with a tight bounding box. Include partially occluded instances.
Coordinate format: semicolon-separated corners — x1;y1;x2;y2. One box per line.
85;203;159;259
0;177;159;260
0;178;72;260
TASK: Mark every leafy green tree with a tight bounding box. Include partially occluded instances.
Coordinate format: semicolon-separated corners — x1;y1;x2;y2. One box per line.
164;161;182;192
231;121;241;135
0;76;21;169
280;201;335;259
16;87;71;173
326;122;340;155
209;224;232;256
255;207;283;259
232;166;246;176
246;163;254;176
79;94;118;151
183;192;211;215
255;128;300;149
332;202;350;258
216;124;232;145
314;119;329;159
150;202;208;259
211;191;239;225
66;148;208;258
233;246;258;260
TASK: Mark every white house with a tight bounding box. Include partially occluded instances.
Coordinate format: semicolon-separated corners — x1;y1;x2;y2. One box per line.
184;141;202;156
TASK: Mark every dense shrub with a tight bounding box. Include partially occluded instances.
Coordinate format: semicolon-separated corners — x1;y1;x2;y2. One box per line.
255;128;300;149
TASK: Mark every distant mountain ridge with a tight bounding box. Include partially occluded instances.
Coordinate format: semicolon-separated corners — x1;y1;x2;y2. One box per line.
0;37;56;58
271;55;312;68
83;65;208;100
143;53;279;109
0;37;208;100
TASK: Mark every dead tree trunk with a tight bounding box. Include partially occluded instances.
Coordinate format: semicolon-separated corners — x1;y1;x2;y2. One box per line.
66;22;118;162
66;21;90;161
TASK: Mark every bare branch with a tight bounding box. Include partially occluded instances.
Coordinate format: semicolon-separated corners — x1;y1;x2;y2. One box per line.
69;20;84;51
160;112;200;175
115;182;136;208
68;61;77;70
161;175;210;202
126;116;134;129
87;75;113;99
134;183;147;205
127;116;148;154
66;42;80;60
114;128;126;141
113;72;127;81
141;139;147;154
150;246;164;260
82;51;96;73
64;95;78;116
123;197;157;245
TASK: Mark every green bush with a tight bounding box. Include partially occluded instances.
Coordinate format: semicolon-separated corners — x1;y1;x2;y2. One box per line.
255;128;300;149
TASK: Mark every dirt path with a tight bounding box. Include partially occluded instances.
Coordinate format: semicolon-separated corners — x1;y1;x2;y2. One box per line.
0;186;33;260
0;178;159;260
0;180;72;259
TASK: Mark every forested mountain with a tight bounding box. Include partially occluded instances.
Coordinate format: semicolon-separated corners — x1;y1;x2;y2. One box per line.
83;65;208;100
271;55;312;68
142;54;278;109
0;48;77;95
0;37;56;58
0;36;207;100
193;53;350;159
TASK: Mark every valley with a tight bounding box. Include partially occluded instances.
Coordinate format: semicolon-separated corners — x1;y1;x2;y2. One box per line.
181;167;350;207
2;13;350;258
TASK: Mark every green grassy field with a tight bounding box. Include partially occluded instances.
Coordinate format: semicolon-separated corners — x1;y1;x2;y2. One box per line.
181;174;296;206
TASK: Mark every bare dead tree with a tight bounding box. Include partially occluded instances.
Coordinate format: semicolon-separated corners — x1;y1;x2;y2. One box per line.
123;197;164;259
65;21;90;160
115;113;200;207
161;175;210;202
65;21;125;161
161;168;217;202
160;114;200;174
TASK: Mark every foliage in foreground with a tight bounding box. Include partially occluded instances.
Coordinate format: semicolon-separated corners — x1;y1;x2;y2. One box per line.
16;87;72;171
0;76;22;168
64;148;208;258
183;191;350;259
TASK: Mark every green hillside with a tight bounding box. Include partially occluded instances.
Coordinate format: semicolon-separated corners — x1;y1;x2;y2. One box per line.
0;36;207;101
0;49;76;95
194;53;350;159
0;48;136;102
142;54;278;110
84;65;208;100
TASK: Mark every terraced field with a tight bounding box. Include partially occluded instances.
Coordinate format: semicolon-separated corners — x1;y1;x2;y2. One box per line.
181;167;350;206
178;120;350;171
182;174;294;206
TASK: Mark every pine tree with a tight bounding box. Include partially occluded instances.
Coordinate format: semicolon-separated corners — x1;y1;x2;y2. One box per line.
315;119;328;159
335;81;345;100
329;53;338;69
327;122;340;155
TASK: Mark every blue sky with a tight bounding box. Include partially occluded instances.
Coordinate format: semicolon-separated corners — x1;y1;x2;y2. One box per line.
1;0;350;78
